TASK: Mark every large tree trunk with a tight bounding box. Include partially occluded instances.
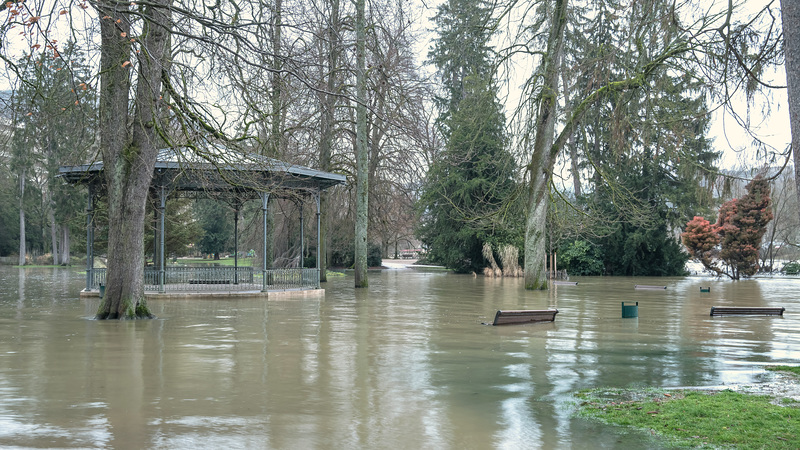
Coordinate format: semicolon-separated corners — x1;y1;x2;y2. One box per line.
561;66;581;198
95;0;170;319
783;0;800;226
60;224;70;265
353;0;369;288
48;192;58;266
318;0;342;283
18;169;25;266
524;0;568;290
253;0;284;272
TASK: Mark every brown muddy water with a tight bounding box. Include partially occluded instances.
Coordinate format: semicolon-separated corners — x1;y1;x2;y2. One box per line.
1;265;799;449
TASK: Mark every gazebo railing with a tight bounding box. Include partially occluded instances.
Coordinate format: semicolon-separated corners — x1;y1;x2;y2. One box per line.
88;267;320;292
260;268;320;290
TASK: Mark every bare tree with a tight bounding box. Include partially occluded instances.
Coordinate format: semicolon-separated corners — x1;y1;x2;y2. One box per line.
783;0;800;228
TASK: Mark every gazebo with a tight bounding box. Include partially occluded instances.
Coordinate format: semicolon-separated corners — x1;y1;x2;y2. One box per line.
59;146;346;297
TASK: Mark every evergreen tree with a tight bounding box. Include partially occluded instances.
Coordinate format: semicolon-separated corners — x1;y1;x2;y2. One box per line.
716;175;773;279
682;175;773;280
417;0;519;273
428;0;495;130
417;75;518;273
195;199;233;260
145;198;203;260
9;42;96;264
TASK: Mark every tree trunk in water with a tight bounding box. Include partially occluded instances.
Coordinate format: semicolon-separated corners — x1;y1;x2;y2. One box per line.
783;0;800;225
95;0;170;319
317;0;341;283
18;169;25;266
60;224;70;265
524;0;568;290
319;195;329;282
48;194;58;266
353;0;369;288
524;173;550;289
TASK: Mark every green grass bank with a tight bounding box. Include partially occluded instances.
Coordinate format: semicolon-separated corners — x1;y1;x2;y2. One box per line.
576;367;800;448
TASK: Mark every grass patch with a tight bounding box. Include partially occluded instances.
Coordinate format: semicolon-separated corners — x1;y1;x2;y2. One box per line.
576;388;800;448
768;366;800;377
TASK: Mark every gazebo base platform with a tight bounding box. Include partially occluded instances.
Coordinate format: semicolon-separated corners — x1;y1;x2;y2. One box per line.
80;288;324;300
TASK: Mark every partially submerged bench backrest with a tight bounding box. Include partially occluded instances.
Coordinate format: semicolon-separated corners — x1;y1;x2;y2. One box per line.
709;306;785;316
493;309;559;325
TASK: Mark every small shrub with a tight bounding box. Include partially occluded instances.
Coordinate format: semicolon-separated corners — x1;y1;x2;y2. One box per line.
368;244;383;267
558;240;604;276
783;261;800;275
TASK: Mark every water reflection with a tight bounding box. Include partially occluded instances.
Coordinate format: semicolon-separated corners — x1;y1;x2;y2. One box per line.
1;267;799;448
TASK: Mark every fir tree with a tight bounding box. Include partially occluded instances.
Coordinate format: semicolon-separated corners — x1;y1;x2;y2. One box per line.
418;0;519;273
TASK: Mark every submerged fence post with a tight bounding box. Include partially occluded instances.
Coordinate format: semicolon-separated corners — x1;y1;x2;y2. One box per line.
261;192;270;292
315;189;321;289
85;183;94;292
158;185;166;293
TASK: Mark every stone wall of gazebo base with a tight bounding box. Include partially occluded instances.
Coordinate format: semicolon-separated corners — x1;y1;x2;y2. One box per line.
79;288;324;300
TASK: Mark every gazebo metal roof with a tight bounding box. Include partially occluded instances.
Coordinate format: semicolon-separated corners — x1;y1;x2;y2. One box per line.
58;146;346;194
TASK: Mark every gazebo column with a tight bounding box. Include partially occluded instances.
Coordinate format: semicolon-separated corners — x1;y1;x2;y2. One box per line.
84;183;94;291
261;192;270;292
233;204;239;284
299;201;304;268
158;185;166;293
315;189;321;288
152;190;158;271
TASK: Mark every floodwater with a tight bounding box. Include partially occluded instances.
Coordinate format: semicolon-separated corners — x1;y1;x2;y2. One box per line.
1;266;799;449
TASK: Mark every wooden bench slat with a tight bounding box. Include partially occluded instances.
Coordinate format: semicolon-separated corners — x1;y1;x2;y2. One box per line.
493;309;558;325
634;285;667;290
710;306;785;316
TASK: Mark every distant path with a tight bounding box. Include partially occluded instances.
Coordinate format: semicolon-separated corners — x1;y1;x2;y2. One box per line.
381;259;447;270
381;258;418;269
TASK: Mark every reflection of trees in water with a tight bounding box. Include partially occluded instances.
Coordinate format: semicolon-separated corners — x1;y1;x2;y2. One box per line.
3;270;800;446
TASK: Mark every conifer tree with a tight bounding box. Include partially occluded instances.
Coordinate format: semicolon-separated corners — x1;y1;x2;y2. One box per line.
682;175;773;280
418;0;519;273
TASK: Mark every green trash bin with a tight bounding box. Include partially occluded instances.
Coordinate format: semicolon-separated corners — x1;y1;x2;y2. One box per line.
99;283;105;299
622;301;638;318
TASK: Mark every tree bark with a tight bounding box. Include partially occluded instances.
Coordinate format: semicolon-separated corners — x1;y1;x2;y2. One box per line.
354;0;369;288
48;192;58;266
561;59;581;198
524;0;568;289
318;0;341;283
18;168;25;266
95;0;170;319
60;224;70;265
783;0;800;226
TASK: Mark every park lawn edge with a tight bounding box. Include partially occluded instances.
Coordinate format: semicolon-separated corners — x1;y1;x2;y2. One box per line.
575;369;800;449
767;366;800;376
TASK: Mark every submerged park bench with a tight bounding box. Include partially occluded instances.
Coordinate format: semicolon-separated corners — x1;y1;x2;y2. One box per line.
188;279;232;285
492;309;559;325
710;306;785;316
